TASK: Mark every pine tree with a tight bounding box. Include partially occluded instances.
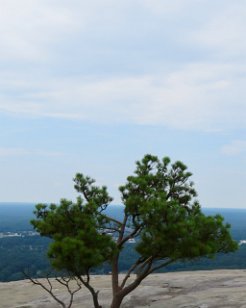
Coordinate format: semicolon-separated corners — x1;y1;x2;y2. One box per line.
31;154;238;308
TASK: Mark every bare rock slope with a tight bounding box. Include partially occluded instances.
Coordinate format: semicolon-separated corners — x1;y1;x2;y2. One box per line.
2;270;246;308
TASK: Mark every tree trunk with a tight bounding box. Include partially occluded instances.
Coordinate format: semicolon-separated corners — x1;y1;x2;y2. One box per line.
110;253;124;308
110;269;149;308
111;254;120;296
110;294;124;308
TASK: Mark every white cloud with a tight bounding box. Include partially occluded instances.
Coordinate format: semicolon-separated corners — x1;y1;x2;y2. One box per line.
140;0;202;15
0;1;246;132
189;2;246;58
221;140;246;156
0;1;78;61
1;1;246;62
0;148;29;157
0;61;246;131
0;147;62;157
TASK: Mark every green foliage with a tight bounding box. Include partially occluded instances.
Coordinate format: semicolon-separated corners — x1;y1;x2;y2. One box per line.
120;154;237;261
31;197;116;275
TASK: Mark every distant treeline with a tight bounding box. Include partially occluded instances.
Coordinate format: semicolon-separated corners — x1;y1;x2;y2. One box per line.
0;203;246;282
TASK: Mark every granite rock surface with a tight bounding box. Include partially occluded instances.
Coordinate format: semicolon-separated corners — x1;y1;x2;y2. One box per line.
2;270;246;308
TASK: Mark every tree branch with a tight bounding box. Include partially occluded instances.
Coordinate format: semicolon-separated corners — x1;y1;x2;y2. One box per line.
120;257;144;289
119;257;154;299
117;214;128;244
103;214;123;226
77;274;102;308
148;259;174;274
119;225;141;247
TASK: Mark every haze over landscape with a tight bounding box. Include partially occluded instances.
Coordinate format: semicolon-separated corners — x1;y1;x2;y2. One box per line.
0;1;245;208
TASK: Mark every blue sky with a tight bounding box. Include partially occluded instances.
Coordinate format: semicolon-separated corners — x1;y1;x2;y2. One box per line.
0;0;245;208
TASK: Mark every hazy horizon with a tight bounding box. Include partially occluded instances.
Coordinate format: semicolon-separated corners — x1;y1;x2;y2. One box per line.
0;202;245;210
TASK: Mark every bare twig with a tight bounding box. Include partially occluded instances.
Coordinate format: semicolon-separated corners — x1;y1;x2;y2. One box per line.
23;271;82;308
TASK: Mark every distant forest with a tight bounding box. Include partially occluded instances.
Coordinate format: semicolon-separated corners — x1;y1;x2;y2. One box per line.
1;203;246;282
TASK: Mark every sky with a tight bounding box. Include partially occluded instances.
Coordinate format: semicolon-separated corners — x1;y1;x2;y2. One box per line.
0;0;245;208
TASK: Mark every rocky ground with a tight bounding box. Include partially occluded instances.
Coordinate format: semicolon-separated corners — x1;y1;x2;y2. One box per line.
2;270;246;308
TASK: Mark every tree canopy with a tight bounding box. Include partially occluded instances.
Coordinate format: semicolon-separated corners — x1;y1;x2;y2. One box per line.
31;154;238;308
